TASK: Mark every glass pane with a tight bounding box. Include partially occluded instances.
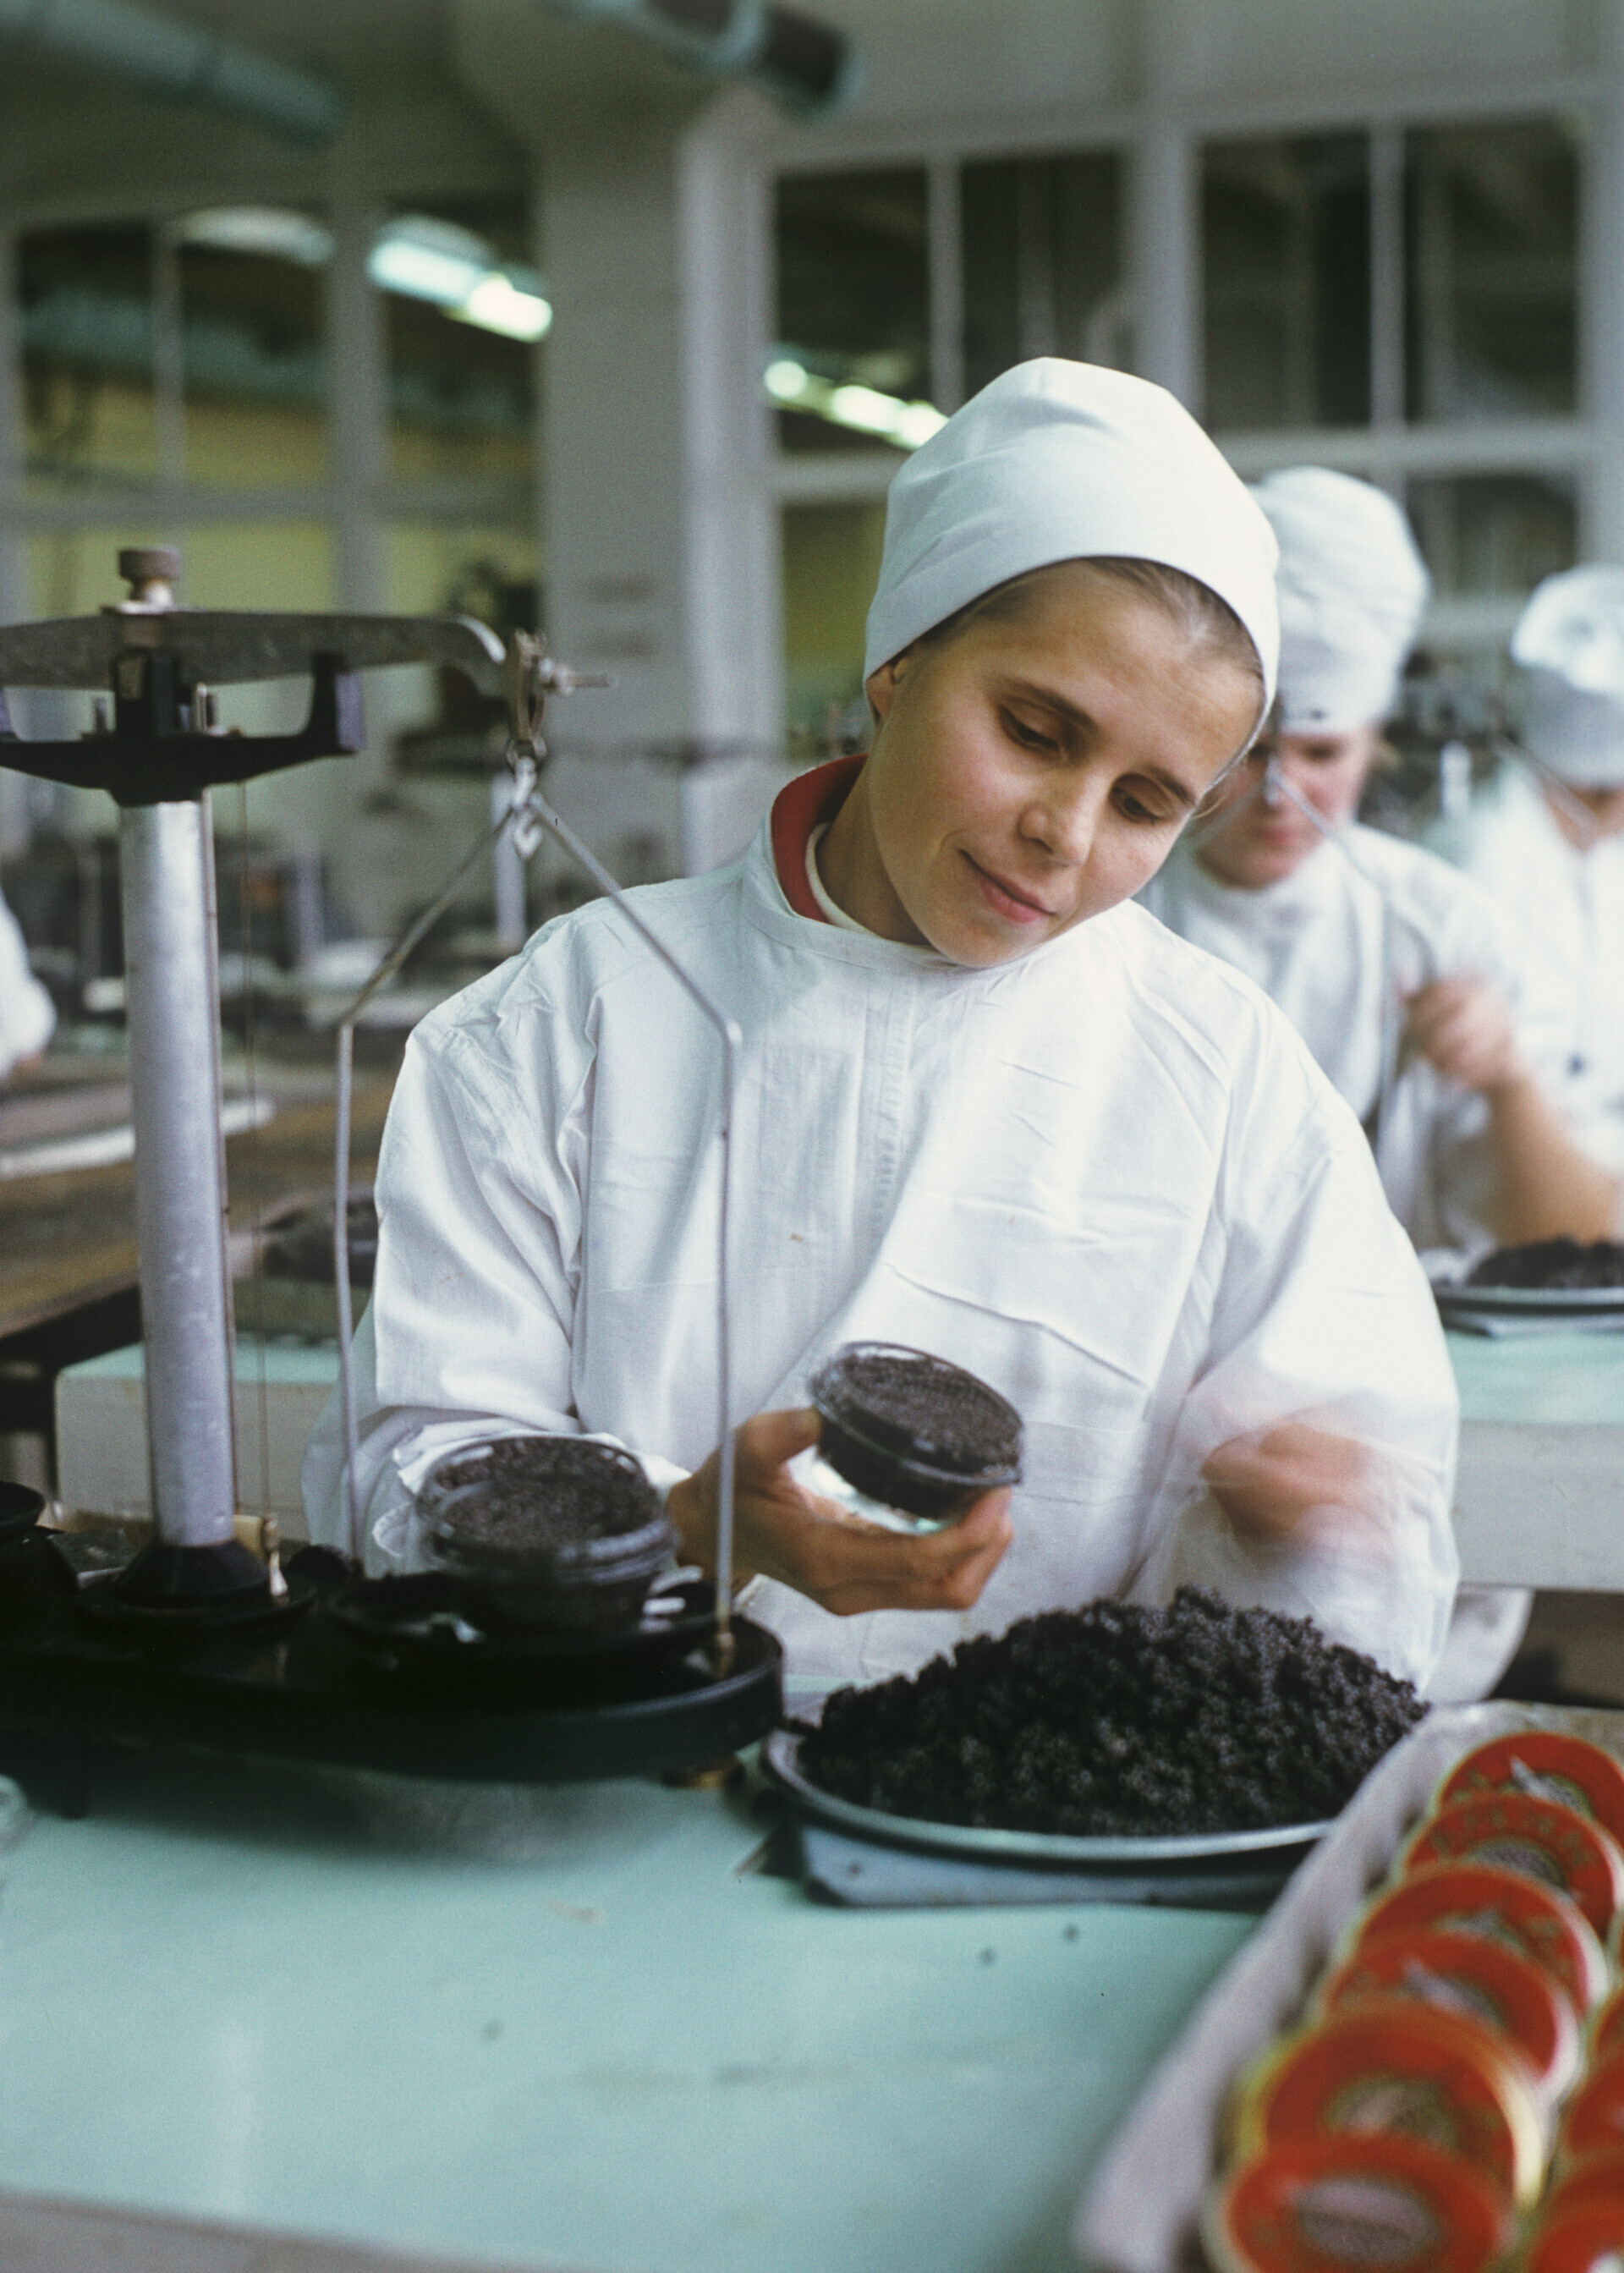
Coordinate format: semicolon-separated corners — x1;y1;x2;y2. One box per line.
782;501;887;749
773;167;928;454
1404;120;1577;420
19;226;157;496
1201;135;1370;431
176;214;328;488
381;198;539;486
960;151;1124;399
1406;473;1576;597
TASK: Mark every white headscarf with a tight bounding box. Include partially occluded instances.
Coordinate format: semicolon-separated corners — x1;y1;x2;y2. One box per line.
863;359;1279;724
1251;468;1430;734
1512;566;1624;787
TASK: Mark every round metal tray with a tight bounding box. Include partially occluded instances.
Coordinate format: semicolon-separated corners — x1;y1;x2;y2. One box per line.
1439;1281;1624;1312
762;1728;1333;1866
325;1571;720;1674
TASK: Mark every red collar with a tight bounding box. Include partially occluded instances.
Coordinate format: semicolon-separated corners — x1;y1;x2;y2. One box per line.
769;754;866;921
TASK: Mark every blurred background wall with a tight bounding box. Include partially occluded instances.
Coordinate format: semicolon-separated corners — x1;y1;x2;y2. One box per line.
0;0;1614;942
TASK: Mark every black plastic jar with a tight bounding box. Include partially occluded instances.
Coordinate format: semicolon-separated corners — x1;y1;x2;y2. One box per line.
808;1342;1023;1529
415;1436;674;1634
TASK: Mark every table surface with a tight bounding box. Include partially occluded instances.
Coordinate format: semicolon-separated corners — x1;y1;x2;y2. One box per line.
0;1049;394;1343
0;1754;1251;2273
1448;1329;1624;1428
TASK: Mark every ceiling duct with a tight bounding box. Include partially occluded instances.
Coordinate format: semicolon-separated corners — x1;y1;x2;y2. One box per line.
0;0;345;144
541;0;859;118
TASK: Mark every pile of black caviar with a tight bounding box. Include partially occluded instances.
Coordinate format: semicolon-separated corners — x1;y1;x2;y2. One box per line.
798;1586;1425;1837
1467;1237;1624;1291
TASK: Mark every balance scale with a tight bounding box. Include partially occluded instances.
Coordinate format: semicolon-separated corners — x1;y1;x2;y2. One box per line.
0;548;780;1806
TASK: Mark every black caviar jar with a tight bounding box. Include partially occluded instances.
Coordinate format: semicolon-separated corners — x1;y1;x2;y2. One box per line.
809;1342;1023;1527
415;1436;674;1635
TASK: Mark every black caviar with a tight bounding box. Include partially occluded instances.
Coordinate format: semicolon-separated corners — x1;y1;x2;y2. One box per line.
816;1346;1021;1472
1467;1237;1624;1291
799;1586;1425;1837
425;1437;661;1559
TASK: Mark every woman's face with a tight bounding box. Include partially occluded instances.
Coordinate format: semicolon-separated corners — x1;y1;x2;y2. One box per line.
1193;726;1382;891
837;564;1261;967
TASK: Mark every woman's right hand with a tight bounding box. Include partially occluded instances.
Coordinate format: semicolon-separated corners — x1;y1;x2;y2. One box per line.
667;1407;1012;1619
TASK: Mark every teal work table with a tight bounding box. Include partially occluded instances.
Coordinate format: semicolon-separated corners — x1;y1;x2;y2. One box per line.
1449;1331;1624;1589
0;1751;1253;2273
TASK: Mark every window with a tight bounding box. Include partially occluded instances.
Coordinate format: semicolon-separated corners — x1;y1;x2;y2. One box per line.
19;225;158;495
1404;120;1578;421
773;167;929;454
1202;135;1370;432
960;151;1124;399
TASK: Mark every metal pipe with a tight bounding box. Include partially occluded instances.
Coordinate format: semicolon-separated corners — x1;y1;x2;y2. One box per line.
331;755;743;1666
0;0;344;144
536;0;859;118
120;798;237;1546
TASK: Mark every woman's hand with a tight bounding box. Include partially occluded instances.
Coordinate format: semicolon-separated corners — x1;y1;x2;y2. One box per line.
667;1407;1012;1618
1402;975;1521;1094
1202;1422;1385;1551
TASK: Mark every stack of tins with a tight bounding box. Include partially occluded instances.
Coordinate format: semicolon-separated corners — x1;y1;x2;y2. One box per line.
1206;1732;1624;2273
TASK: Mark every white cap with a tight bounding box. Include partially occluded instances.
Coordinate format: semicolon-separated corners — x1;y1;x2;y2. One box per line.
1250;468;1430;734
863;359;1279;722
1512;566;1624;786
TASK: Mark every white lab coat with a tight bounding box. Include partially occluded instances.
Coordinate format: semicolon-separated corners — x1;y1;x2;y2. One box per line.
0;888;53;1079
1430;767;1624;1204
304;818;1461;1689
1141;826;1572;1263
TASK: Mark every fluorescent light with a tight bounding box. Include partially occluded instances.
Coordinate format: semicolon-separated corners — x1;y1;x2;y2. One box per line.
451;270;552;342
765;352;947;450
177;207;333;266
828;382;900;436
368;217;489;306
892;401;948;448
765;357;809;401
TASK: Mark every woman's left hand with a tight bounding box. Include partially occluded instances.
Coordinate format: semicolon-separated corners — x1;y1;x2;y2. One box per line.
1402;975;1521;1094
1201;1421;1385;1550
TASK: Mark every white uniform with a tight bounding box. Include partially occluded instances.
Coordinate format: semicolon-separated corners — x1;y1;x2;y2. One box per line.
1141;825;1571;1262
1431;766;1624;1191
304;818;1460;1689
0;889;53;1078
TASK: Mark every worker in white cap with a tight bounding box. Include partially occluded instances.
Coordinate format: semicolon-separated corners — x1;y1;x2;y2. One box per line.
1430;566;1624;1208
0;888;53;1081
1144;468;1614;1262
307;363;1460;1691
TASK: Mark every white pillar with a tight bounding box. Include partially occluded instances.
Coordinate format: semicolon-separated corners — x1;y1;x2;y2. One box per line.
542;102;779;751
1129;1;1199;411
1585;0;1624;563
0;231;25;629
326;195;386;614
675;98;783;745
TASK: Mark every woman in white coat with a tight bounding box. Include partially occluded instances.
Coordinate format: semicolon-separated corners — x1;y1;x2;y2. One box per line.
1143;467;1614;1263
305;363;1461;1692
0;887;53;1080
1430;565;1624;1216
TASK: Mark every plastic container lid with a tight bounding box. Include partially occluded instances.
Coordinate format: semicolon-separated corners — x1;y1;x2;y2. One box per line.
1562;2045;1624;2165
1544;2154;1624;2222
1204;2132;1512;2273
1402;1793;1624;1942
1526;2198;1624;2273
1438;1735;1624;1855
1355;1864;1609;2017
1232;2004;1547;2209
1318;1926;1579;2107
